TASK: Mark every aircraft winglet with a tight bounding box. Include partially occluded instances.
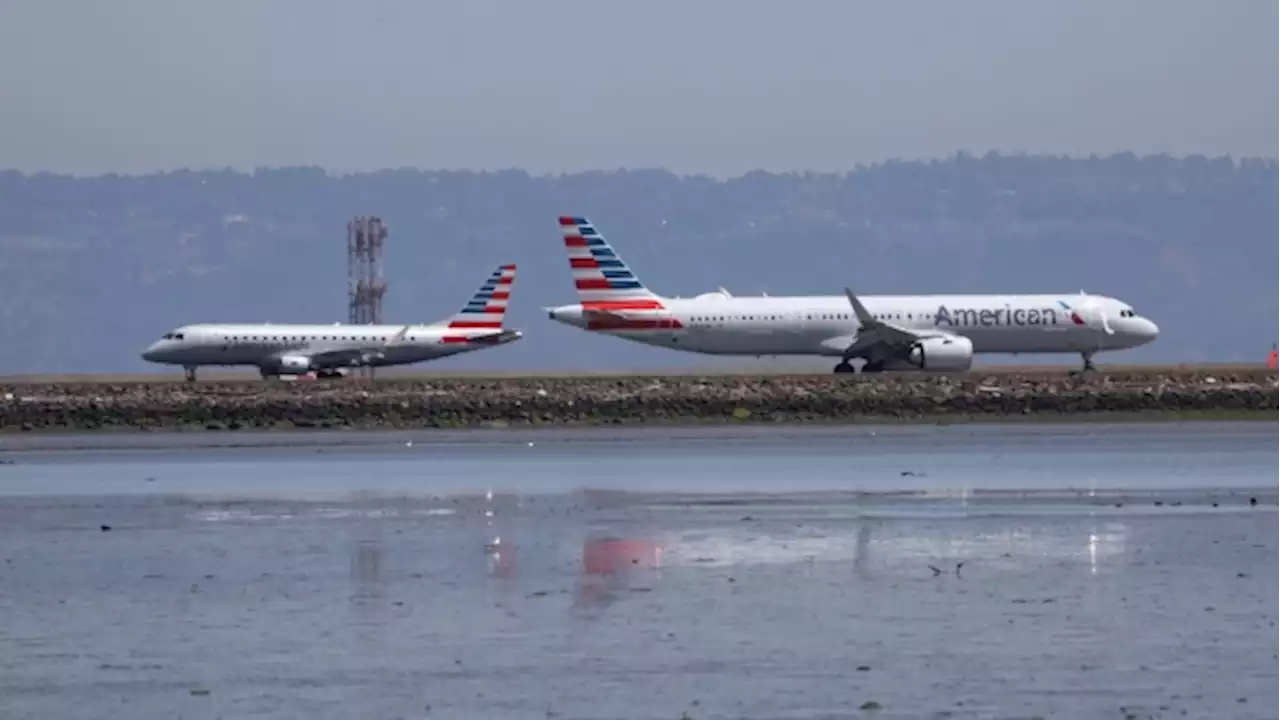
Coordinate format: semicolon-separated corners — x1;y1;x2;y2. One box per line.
387;325;411;345
843;287;878;328
843;286;944;353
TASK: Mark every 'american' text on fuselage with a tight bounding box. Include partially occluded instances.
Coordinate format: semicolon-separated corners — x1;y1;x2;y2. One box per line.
934;305;1063;328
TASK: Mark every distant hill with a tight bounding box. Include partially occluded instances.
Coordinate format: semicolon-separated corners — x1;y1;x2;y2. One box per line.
0;152;1275;374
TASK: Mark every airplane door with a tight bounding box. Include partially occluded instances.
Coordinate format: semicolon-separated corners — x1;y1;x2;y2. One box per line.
763;308;805;355
1073;298;1111;350
788;308;806;331
661;313;687;349
684;312;719;353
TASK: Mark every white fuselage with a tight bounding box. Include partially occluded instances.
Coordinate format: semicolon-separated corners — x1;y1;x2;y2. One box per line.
547;292;1159;359
141;322;522;371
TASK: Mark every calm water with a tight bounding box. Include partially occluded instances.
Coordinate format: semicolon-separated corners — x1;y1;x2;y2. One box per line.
0;421;1276;719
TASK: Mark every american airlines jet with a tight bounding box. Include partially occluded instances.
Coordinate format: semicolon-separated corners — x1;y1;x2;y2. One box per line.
142;264;522;381
544;217;1159;374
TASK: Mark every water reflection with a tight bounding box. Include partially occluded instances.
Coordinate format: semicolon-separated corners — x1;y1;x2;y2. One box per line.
575;536;661;611
852;521;874;577
645;520;1130;577
483;488;519;582
349;538;384;592
347;529;389;647
4;489;1270;720
485;535;517;580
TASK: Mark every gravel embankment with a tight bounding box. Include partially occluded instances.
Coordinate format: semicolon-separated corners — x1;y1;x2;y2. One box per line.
0;368;1275;432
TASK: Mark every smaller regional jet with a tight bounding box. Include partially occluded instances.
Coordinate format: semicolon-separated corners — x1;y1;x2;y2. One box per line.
142;264;522;381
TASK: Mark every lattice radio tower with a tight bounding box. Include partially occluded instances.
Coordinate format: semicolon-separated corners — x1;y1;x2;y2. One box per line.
347;216;388;379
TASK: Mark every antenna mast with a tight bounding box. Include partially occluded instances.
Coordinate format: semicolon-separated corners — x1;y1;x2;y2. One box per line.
347;216;388;379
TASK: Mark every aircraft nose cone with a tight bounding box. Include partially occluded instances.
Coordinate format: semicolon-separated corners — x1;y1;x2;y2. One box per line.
1129;318;1159;345
142;342;169;362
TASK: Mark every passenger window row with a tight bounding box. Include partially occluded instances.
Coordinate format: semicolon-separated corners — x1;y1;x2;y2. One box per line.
180;335;387;343
688;312;912;323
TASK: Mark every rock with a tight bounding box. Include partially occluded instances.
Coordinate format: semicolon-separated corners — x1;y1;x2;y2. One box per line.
0;368;1273;431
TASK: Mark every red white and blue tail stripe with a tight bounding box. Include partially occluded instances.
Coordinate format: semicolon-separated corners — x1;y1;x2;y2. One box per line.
559;216;664;311
448;264;516;330
558;216;680;332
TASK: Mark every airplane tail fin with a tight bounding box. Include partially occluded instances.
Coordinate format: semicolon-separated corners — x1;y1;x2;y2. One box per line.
447;264;516;329
559;216;664;310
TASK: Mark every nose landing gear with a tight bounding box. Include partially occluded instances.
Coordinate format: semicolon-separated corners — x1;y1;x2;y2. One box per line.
1081;351;1096;372
183;366;197;383
1070;351;1098;378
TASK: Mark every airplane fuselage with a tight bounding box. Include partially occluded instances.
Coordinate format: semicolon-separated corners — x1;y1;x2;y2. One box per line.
141;324;519;368
546;215;1158;373
548;292;1158;359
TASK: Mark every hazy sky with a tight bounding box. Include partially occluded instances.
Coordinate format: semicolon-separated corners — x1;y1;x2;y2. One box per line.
1;0;1275;177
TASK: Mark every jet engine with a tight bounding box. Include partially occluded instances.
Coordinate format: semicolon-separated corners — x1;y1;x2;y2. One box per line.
264;354;313;374
884;336;974;372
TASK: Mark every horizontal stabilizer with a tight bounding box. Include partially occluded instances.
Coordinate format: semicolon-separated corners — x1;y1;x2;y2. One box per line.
441;328;523;345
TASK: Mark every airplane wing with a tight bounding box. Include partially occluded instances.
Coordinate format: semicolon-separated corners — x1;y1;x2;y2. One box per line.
837;288;958;361
303;348;389;368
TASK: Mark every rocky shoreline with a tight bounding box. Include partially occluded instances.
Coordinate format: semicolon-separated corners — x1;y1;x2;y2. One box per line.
0;368;1275;432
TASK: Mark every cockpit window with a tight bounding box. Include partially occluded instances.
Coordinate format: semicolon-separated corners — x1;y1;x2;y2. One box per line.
1119;309;1137;318
162;332;185;340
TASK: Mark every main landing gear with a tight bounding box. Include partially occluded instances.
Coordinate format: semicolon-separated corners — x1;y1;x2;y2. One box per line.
833;360;883;374
183;366;197;383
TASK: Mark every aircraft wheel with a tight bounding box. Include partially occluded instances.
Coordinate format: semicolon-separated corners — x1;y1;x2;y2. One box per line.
834;361;855;374
861;361;885;374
